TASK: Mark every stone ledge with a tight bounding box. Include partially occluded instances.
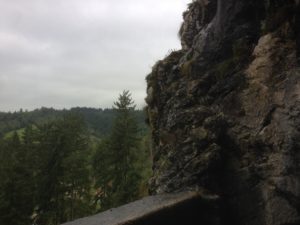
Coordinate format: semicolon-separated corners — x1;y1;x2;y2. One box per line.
61;191;219;225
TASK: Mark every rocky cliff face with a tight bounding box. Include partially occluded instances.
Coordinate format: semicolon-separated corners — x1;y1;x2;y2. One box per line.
145;0;300;224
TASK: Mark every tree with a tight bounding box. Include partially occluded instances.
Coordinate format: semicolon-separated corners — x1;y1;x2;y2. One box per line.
0;132;36;225
35;114;93;225
93;90;142;210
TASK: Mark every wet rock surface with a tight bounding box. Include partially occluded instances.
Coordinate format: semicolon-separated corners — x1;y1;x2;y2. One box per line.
146;0;300;225
61;192;219;225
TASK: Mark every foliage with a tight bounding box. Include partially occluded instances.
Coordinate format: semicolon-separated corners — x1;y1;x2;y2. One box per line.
0;101;151;225
93;91;152;211
0;114;94;225
0;107;148;140
0;132;36;225
35;114;93;224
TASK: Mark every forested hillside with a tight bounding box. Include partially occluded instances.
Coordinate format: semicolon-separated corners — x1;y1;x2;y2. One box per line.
0;92;152;225
0;107;147;139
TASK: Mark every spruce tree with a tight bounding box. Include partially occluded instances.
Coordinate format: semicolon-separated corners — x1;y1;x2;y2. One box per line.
0;132;35;225
93;90;142;210
35;114;93;224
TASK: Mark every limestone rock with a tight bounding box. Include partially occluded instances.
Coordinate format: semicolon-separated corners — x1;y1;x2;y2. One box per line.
146;0;300;224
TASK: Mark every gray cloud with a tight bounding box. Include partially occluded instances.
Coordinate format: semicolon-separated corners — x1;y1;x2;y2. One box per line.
0;0;190;111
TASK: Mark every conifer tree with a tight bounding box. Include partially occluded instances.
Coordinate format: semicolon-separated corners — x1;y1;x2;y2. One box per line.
0;132;35;225
93;91;142;210
35;114;93;225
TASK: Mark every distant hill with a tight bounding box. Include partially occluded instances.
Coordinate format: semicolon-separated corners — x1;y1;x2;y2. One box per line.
0;107;147;138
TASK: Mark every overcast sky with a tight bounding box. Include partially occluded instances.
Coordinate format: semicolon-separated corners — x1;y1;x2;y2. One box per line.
0;0;190;111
